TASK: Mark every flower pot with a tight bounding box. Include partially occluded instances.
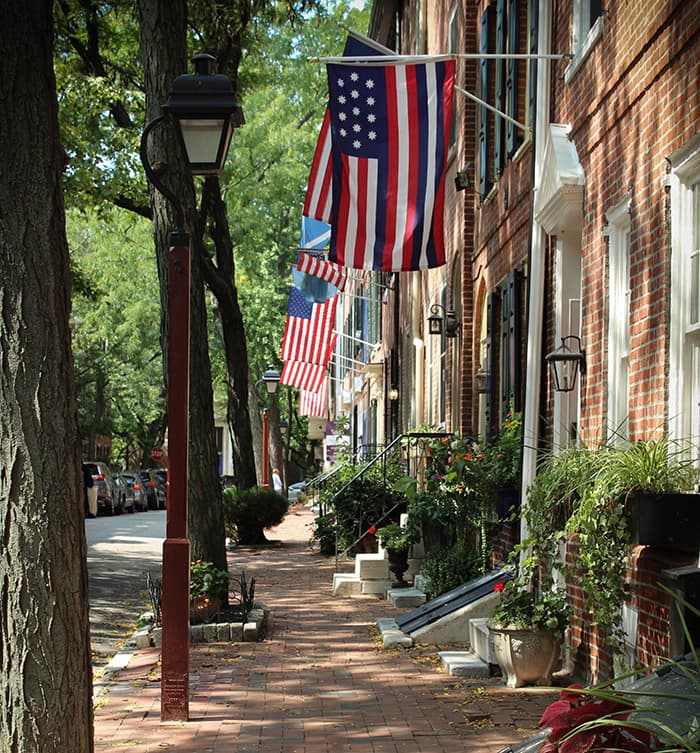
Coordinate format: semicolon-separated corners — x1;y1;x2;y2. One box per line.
386;548;410;589
627;493;700;551
488;624;560;688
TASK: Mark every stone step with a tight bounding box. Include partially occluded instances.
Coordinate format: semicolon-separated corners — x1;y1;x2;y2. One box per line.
386;587;427;609
376;618;413;648
438;650;491;677
331;572;362;596
355;552;390;579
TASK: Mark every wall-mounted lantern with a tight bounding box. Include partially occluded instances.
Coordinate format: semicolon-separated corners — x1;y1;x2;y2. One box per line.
428;304;460;338
545;335;586;392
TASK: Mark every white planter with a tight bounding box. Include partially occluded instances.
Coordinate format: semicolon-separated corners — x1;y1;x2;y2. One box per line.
488;624;560;688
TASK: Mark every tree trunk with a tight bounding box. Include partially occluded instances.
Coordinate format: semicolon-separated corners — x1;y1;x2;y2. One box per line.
137;0;226;572
0;3;94;751
201;179;257;490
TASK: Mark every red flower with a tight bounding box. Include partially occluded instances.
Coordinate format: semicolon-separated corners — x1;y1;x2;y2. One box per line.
494;582;505;593
368;526;377;535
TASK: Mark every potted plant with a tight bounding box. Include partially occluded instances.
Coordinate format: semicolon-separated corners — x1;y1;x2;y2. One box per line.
488;579;571;688
375;522;420;588
190;560;230;624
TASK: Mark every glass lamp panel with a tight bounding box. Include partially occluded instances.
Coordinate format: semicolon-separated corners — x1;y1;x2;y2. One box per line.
178;117;231;173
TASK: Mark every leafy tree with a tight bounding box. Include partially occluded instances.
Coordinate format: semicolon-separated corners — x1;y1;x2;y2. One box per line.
0;1;93;749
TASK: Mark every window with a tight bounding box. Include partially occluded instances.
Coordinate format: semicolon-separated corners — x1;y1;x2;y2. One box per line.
669;141;700;454
565;0;604;82
606;200;631;443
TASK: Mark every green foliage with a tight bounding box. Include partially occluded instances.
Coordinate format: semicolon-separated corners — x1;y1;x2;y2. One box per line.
491;580;571;633
310;513;336;555
375;522;420;552
68;207;166;465
190;560;230;600
421;542;481;598
222;485;289;544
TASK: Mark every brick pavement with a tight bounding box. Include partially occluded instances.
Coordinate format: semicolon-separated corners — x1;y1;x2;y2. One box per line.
93;502;557;752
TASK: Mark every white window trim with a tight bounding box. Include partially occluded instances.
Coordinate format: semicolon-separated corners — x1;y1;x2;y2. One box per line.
669;144;700;446
564;7;604;83
606;197;632;443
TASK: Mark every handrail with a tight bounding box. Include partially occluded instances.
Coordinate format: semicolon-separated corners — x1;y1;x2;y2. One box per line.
331;431;451;569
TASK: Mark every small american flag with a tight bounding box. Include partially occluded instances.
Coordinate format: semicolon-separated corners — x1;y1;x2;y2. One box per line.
297;252;346;291
280;360;327;393
298;377;328;417
280;288;337;365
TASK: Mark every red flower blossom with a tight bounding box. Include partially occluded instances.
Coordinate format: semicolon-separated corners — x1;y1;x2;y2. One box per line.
368;526;377;535
494;582;505;593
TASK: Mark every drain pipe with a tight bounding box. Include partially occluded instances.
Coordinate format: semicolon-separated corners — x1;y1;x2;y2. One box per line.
412;273;425;428
520;1;552;541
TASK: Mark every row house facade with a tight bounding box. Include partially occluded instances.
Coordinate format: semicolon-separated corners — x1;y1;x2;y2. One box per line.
325;0;700;683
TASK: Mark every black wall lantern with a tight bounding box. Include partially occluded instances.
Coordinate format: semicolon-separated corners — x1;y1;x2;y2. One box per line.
428;303;460;338
455;162;472;192
475;367;490;394
545;335;586;392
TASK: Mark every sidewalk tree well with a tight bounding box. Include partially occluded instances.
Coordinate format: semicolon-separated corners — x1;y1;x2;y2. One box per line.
0;1;94;749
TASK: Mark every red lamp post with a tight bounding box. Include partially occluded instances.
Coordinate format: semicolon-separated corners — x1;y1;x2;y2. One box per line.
140;53;242;722
256;365;280;491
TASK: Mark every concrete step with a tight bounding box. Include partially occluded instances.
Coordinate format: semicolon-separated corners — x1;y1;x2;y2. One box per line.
376;618;413;648
387;587;427;609
355;552;390;579
331;573;362;596
438;650;491;677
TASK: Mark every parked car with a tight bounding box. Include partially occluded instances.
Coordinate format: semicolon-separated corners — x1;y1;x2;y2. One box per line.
135;469;166;510
287;481;307;503
84;461;121;515
117;471;148;512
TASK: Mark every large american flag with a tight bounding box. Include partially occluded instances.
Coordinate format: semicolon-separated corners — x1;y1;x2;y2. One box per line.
327;59;455;272
280;288;337;365
303;34;390;224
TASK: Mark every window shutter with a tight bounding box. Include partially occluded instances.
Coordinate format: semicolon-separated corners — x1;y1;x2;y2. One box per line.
485;291;500;437
501;271;523;414
506;0;522;156
528;0;538;129
479;6;494;197
495;0;506;175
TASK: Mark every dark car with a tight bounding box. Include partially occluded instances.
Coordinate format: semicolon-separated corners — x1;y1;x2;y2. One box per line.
84;461;121;515
115;472;148;513
135;469;166;510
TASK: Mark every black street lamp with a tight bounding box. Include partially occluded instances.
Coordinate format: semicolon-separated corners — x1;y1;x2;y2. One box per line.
140;53;242;723
255;366;281;490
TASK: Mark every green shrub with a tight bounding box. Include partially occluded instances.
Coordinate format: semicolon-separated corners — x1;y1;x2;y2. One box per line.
421;542;480;598
223;486;289;545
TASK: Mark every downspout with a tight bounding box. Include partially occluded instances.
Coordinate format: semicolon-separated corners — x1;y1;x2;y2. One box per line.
412;273;425;429
520;1;552;543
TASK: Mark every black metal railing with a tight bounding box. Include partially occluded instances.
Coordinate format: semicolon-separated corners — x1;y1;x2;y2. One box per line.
331;431;451;570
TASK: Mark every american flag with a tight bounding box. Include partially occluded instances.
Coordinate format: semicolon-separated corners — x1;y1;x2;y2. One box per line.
297;252;346;291
298;377;328;417
280;288;337;365
303;34;390;224
327;58;455;271
280;360;327;393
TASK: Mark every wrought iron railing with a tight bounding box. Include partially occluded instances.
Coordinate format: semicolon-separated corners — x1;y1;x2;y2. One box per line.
329;431;451;569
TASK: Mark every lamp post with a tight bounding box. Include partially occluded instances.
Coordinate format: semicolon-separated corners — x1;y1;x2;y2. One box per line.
255;366;280;490
140;52;242;723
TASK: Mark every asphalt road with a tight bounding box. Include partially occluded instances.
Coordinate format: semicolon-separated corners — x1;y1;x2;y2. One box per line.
85;509;165;675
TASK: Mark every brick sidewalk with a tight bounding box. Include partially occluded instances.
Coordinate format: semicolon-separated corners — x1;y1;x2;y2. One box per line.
93;502;557;752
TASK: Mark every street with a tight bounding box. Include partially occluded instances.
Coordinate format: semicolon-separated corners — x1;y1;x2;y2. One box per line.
85;509;164;676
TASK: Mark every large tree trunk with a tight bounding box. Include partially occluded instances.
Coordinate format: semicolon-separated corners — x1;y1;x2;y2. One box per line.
0;2;94;751
137;0;226;571
201;178;257;490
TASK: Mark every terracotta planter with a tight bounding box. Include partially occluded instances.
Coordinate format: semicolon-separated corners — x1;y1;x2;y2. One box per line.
628;493;700;551
488;624;560;688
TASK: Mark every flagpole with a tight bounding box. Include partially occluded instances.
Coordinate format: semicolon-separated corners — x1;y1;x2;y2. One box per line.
310;52;572;64
455;85;528;133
